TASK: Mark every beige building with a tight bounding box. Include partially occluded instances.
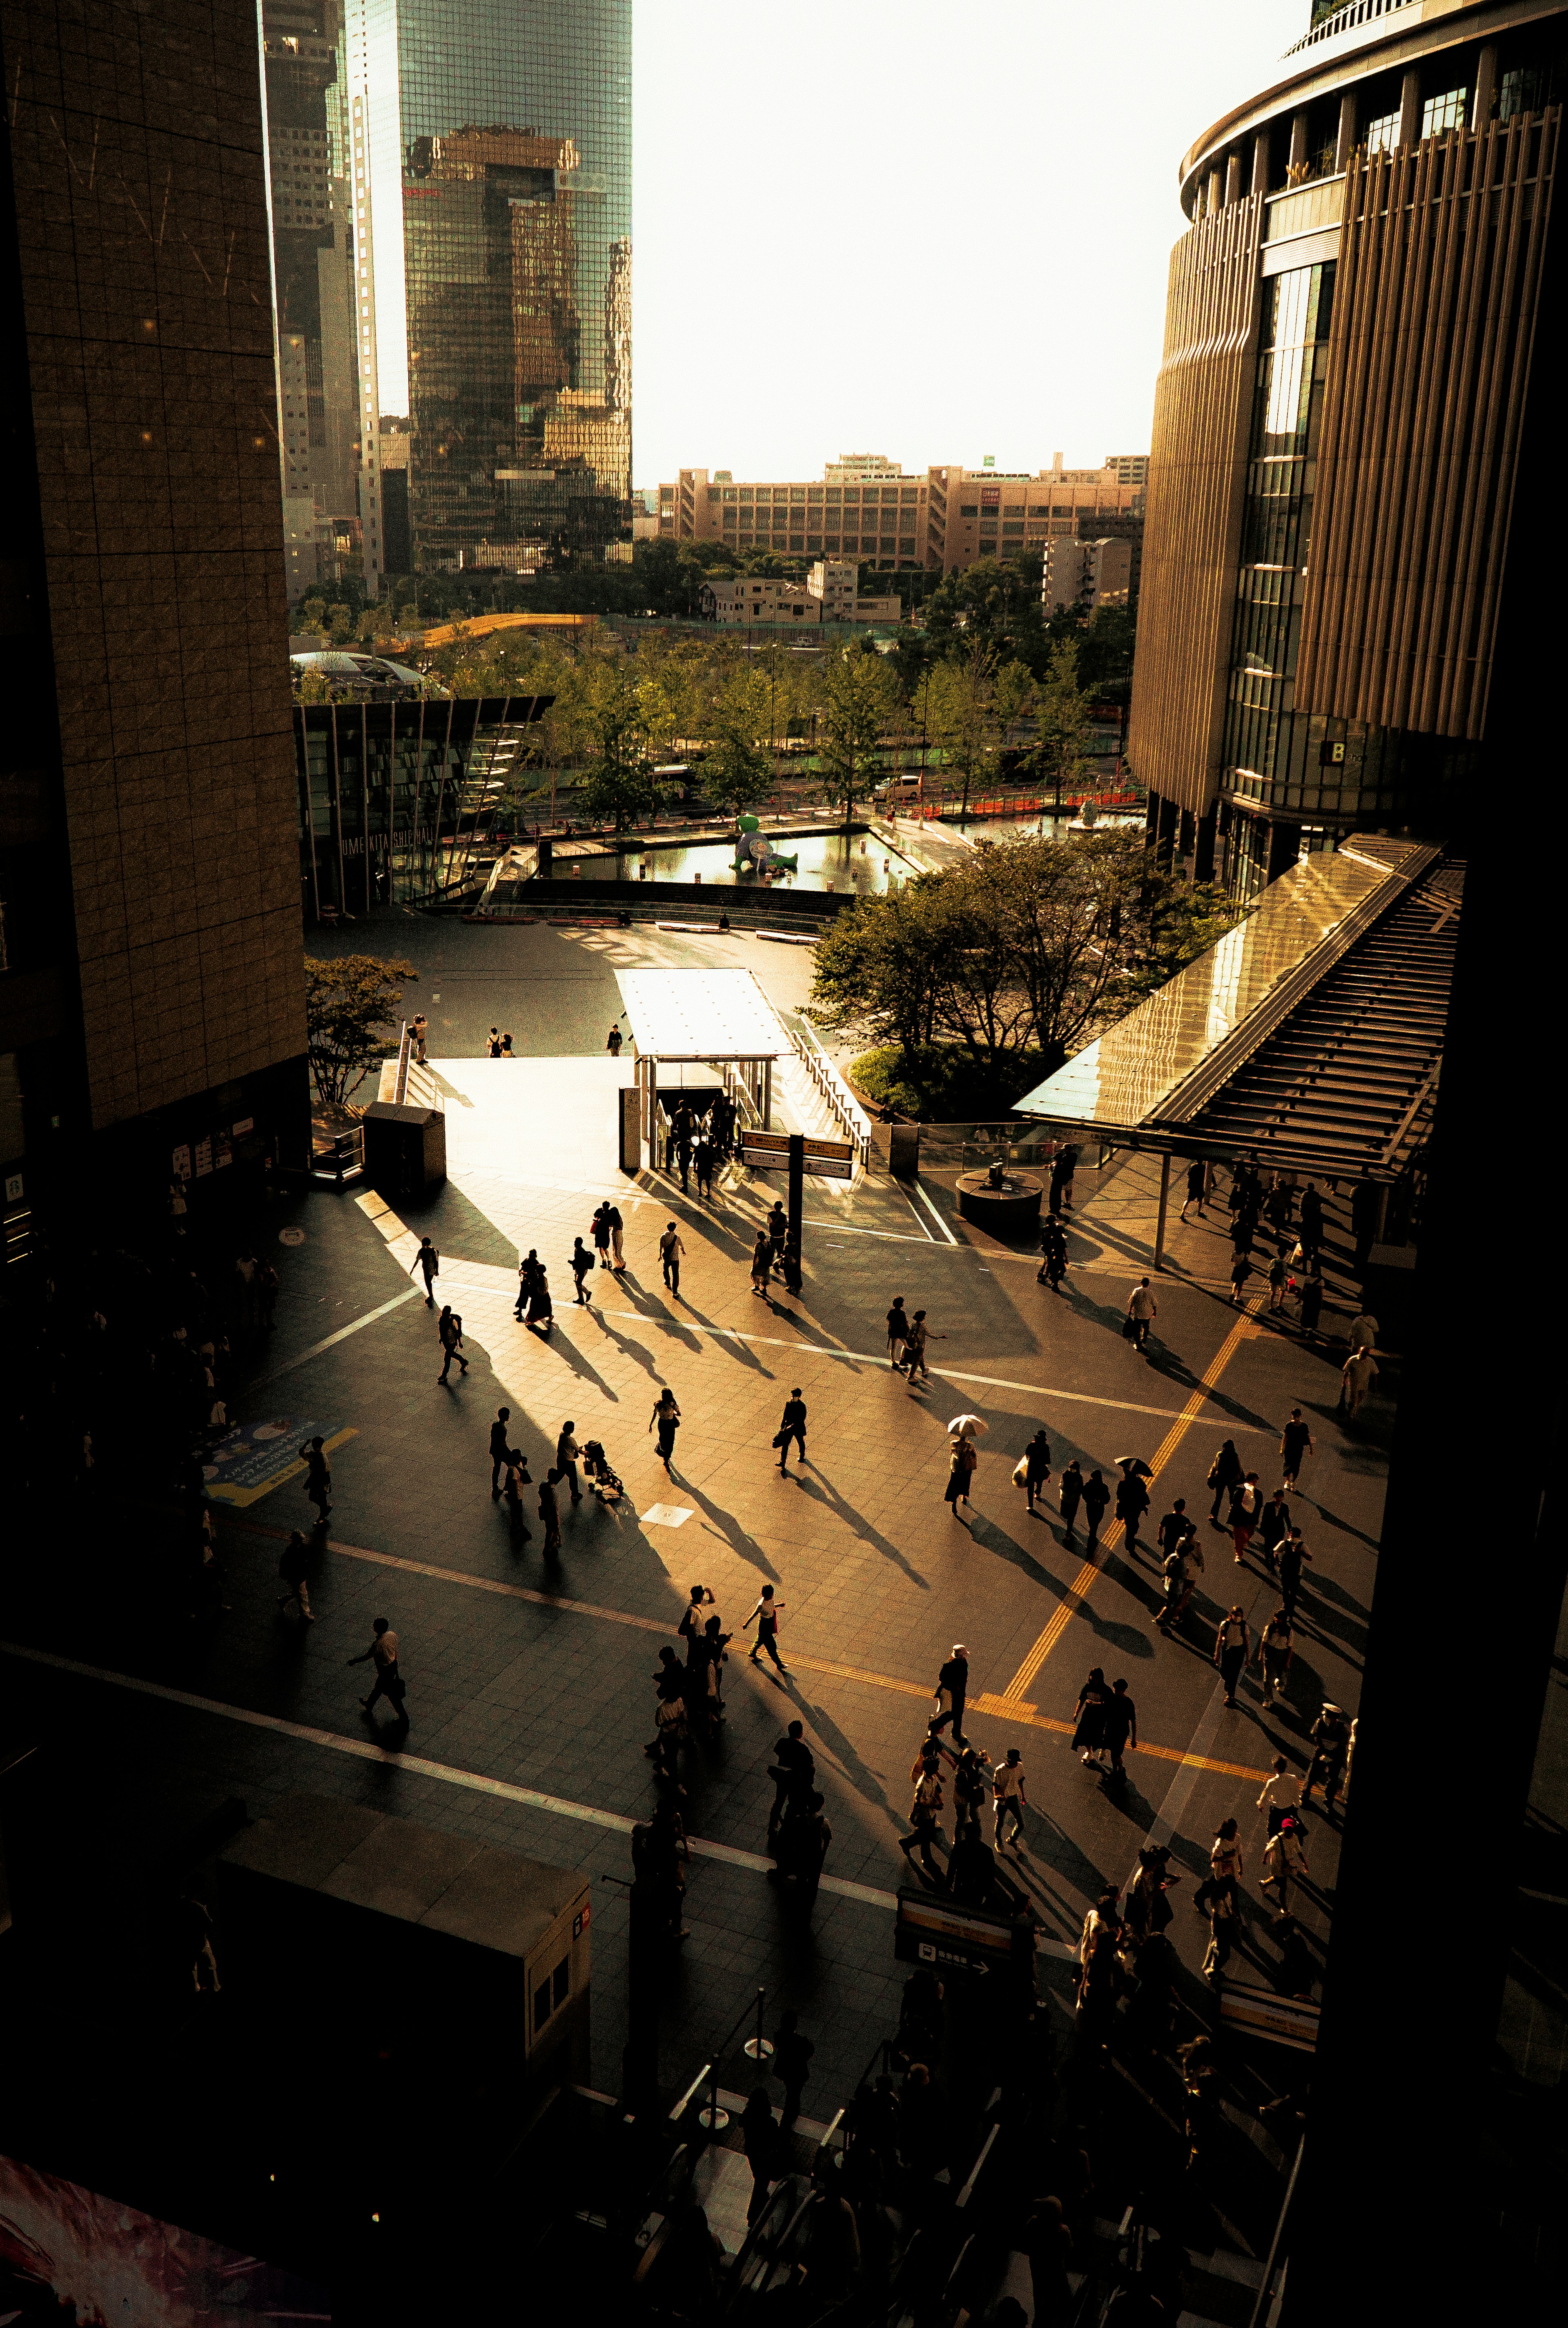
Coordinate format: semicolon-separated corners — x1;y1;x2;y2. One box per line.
701;560;901;626
661;462;929;569
1042;535;1133;615
924;457;1145;576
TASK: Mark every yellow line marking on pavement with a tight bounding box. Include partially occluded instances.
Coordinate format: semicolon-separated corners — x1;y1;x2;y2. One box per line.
218;1524;1273;1784
1002;1298;1264;1702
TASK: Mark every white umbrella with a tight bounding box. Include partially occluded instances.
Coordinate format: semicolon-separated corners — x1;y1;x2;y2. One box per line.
947;1413;989;1440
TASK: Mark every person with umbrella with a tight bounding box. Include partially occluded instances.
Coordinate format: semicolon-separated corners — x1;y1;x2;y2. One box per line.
943;1414;986;1518
1114;1456;1153;1553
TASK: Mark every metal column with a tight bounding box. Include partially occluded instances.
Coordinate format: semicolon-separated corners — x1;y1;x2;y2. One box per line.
1153;1152;1172;1272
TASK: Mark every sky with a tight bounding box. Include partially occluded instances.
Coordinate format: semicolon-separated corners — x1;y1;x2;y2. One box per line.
631;0;1303;488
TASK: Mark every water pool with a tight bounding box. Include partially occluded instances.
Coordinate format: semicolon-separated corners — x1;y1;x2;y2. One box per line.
556;829;918;894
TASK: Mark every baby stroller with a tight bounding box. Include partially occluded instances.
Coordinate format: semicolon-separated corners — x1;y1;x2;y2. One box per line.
581;1440;623;1502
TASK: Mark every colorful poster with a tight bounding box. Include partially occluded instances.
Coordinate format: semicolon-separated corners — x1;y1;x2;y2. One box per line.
201;1416;355;1508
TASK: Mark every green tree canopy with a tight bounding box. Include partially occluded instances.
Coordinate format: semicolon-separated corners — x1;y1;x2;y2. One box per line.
702;667;774;818
817;650;898;831
304;955;417;1106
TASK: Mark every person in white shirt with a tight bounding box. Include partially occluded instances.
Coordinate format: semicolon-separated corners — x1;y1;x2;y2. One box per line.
992;1749;1028;1849
1256;1755;1303;1836
1261;1815;1310;1914
659;1223;686;1295
1125;1277;1158;1352
1341;1346;1380;1418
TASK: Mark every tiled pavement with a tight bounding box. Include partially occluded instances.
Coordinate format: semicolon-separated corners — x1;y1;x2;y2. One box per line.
1;1023;1386;2124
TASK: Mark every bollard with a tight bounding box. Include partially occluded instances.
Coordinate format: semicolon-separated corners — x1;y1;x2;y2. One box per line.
743;1986;774;2064
698;2056;729;2133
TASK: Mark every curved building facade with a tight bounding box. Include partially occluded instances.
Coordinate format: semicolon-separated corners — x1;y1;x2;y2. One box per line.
1131;0;1564;897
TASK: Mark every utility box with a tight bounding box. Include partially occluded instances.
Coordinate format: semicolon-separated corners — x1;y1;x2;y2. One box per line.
362;1100;446;1201
218;1793;590;2086
619;1084;641;1174
886;1121;920;1179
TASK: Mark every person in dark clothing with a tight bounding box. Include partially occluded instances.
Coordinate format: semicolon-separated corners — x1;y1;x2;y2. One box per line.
437;1305;468;1383
739;2088;781;2225
298;1435;332;1524
1071;1668;1112;1767
1058;1459;1084;1538
1179;1158;1208;1221
773;2009;815;2127
1299;1264;1325;1336
899;1750;946;1878
766;1201;788;1269
277;1530;314;1623
886;1297;909;1367
1298;1181;1324;1259
1280;1408;1314;1492
1023;1428;1052;1512
514;1248;541;1321
1114;1466;1150;1552
768;1720;815;1837
1157;1497;1192;1560
694;1138;715;1200
570;1238;595;1304
410;1236;439;1306
776;1388;807;1473
1037;1211;1068;1291
1278;1528;1311;1617
1082;1469;1110;1549
1101;1678;1137;1778
946;1827;1002;1907
1208;1438;1243;1522
929;1646;969;1744
1303;1702;1351;1814
1049;1141;1079;1214
489;1407;513;1497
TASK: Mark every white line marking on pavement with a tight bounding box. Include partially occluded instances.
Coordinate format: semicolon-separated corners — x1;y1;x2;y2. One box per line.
0;1640;899;1911
249;1286;425;1385
912;1176;960;1245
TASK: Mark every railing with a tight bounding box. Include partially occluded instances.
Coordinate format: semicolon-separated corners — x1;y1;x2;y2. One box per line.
790;1021;873;1169
388;1021;441;1113
1286;0;1417;53
1265;174;1346;241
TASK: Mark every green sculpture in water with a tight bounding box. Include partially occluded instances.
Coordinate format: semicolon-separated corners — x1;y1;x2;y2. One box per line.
733;813;798;876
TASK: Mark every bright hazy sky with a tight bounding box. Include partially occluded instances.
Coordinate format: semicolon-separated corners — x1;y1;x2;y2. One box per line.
631;0;1303;488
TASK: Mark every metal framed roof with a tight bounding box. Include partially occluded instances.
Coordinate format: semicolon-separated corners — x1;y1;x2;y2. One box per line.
614;967;791;1061
1016;838;1460;1181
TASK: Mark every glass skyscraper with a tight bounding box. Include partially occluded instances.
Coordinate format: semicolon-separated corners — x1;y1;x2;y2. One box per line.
270;0;631;594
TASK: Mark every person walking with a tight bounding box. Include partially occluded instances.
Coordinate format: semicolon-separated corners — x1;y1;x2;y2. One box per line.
514;1248;541;1321
606;1021;624;1058
1082;1468;1110;1550
1257;1753;1304;1838
556;1421;583;1506
694;1136;715;1201
1261;1815;1310;1916
739;2087;782;2227
766;1201;788;1271
1023;1428;1052;1513
410;1013;428;1064
1207;1438;1243;1524
1201;1876;1239;1985
606;1201;626;1273
502;1446;532;1539
298;1434;333;1526
538;1466;563;1556
1179;1158;1208;1221
898;1745;947;1878
1299;1264;1326;1337
1258;1487;1291;1575
886;1297;909;1369
951;1744;990;1837
1102;1678;1138;1779
1155;1539;1196;1635
775;1388;807;1474
1071;1667;1112;1768
1125;1277;1158;1353
409;1236;439;1307
1341;1343;1380;1419
1058;1459;1084;1539
490;1406;514;1498
591;1205;612;1273
1303;1702;1351;1815
1157;1496;1192;1562
1049;1141;1078;1213
1348;1305;1380;1353
649;1389;681;1473
772;2009;815;2128
1114;1464;1151;1553
277;1530;314;1624
1229;1250;1252;1305
1194;1818;1244;1916
1256;1608;1294;1708
570;1237;596;1304
767;1719;815;1836
659;1221;686;1295
992;1748;1028;1849
349;1617;406;1724
749;1230;772;1299
929;1645;970;1744
943;1434;977;1516
1278;1528;1312;1619
487;1027;503;1058
745;1584;788;1673
1038;1210;1068;1293
1214;1606;1251;1706
678;1584;717;1657
902;1308;935;1383
437;1305;468;1384
525;1270;553;1337
1228;1471;1262;1562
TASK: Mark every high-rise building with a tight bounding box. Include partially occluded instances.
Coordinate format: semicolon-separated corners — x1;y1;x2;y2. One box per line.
1131;0;1564;899
317;0;632;592
1;0;307;1252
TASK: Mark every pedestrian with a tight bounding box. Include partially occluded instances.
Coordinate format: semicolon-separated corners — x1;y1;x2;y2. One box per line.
992;1747;1028;1848
898;1745;946;1877
1192;1817;1244;1916
659;1221;686;1295
502;1445;532;1538
1058;1459;1083;1539
929;1644;969;1743
1256;1607;1294;1708
671;1104;696;1194
556;1420;583;1505
1258;1487;1290;1574
649;1388;681;1472
645;1647;688;1788
1214;1606;1250;1706
1299;1264;1325;1336
1261;1814;1310;1916
749;1230;772;1298
256;1259;280;1328
606;1021;623;1057
767;1718;815;1835
526;1270;554;1337
1081;1467;1110;1550
349;1617;407;1724
773;2008;815;2127
500;1030;515;1059
410;1013;428;1064
409;1236;440;1306
1155;1540;1192;1635
489;1406;513;1497
515;1248;541;1321
1022;2198;1075;2328
1348;1304;1380;1352
276;1530;314;1624
1071;1667;1111;1768
745;1584;788;1672
606;1201;626;1272
784;1790;833;1909
1228;1470;1262;1561
591;1205;612;1271
1125;1845;1176;1945
679;1584;716;1657
1114;1464;1150;1552
1201;1876;1238;1984
1229;1250;1252;1305
903;1308;936;1383
1157;1496;1192;1561
1278;1527;1312;1617
1256;1752;1303;1837
886;1296;909;1368
1125;1277;1157;1353
1267;1250;1290;1312
1207;1438;1243;1523
1298;1179;1323;1259
437;1304;468;1383
1179;1158;1208;1221
487;1026;503;1058
1341;1343;1379;1419
1037;1210;1068;1292
943;1433;977;1515
694;1137;715;1200
570;1237;595;1304
775;1387;807;1473
1023;1428;1052;1513
298;1434;332;1525
766;1201;788;1269
1049;1141;1078;1213
1102;1677;1137;1778
538;1466;563;1555
1303;1701;1351;1815
738;2087;782;2226
951;1744;990;1836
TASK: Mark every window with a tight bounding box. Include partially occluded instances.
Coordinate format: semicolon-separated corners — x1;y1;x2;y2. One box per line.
553;1958;570;2010
843;488;860;502
740;488;753;501
791;488;806;502
826;488;841;502
808;488;824;501
1365;109;1399;154
1421;87;1467;138
900;488;917;503
723;488;737;501
959;503;978;516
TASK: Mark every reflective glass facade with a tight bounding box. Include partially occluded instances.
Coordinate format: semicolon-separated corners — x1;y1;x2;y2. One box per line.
295;697;551;913
348;0;631;577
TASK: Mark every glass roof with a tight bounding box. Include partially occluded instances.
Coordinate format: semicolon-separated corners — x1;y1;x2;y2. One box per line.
615;968;791;1061
1014;841;1423;1132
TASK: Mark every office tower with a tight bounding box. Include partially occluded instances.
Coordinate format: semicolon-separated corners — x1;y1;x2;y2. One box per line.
329;0;632;591
1131;0;1564;898
0;0;307;1253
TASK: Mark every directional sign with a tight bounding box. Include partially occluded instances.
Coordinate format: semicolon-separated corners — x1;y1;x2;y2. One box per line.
738;1130;854;1181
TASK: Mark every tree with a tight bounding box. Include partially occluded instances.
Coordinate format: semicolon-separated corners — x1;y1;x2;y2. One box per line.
1034;636;1094;812
579;666;657;833
808;878;953;1054
927;648;997;822
703;668;773;818
922;557;1048;673
303;955;417;1106
817;650;898;831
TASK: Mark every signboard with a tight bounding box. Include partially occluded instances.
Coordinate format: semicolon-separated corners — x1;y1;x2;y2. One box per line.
201;1416;355;1508
172;1145;192;1182
1218;1980;1320;2053
737;1130;855;1183
894;1887;1032;1977
194;1137;213;1178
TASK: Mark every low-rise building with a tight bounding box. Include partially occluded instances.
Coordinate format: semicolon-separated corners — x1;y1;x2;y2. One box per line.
924;457;1144;576
701;559;901;627
1042;535;1134;614
663;463;930;570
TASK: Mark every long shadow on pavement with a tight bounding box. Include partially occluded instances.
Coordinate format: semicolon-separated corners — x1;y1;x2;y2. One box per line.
789;1471;930;1590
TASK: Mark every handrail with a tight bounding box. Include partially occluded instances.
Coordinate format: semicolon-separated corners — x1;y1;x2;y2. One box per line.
790;1022;872;1168
668;2062;713;2125
1249;2131;1305;2328
392;1020;412;1105
953;2119;1000;2211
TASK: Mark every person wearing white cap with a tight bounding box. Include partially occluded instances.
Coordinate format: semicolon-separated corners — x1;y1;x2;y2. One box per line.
930;1646;970;1745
